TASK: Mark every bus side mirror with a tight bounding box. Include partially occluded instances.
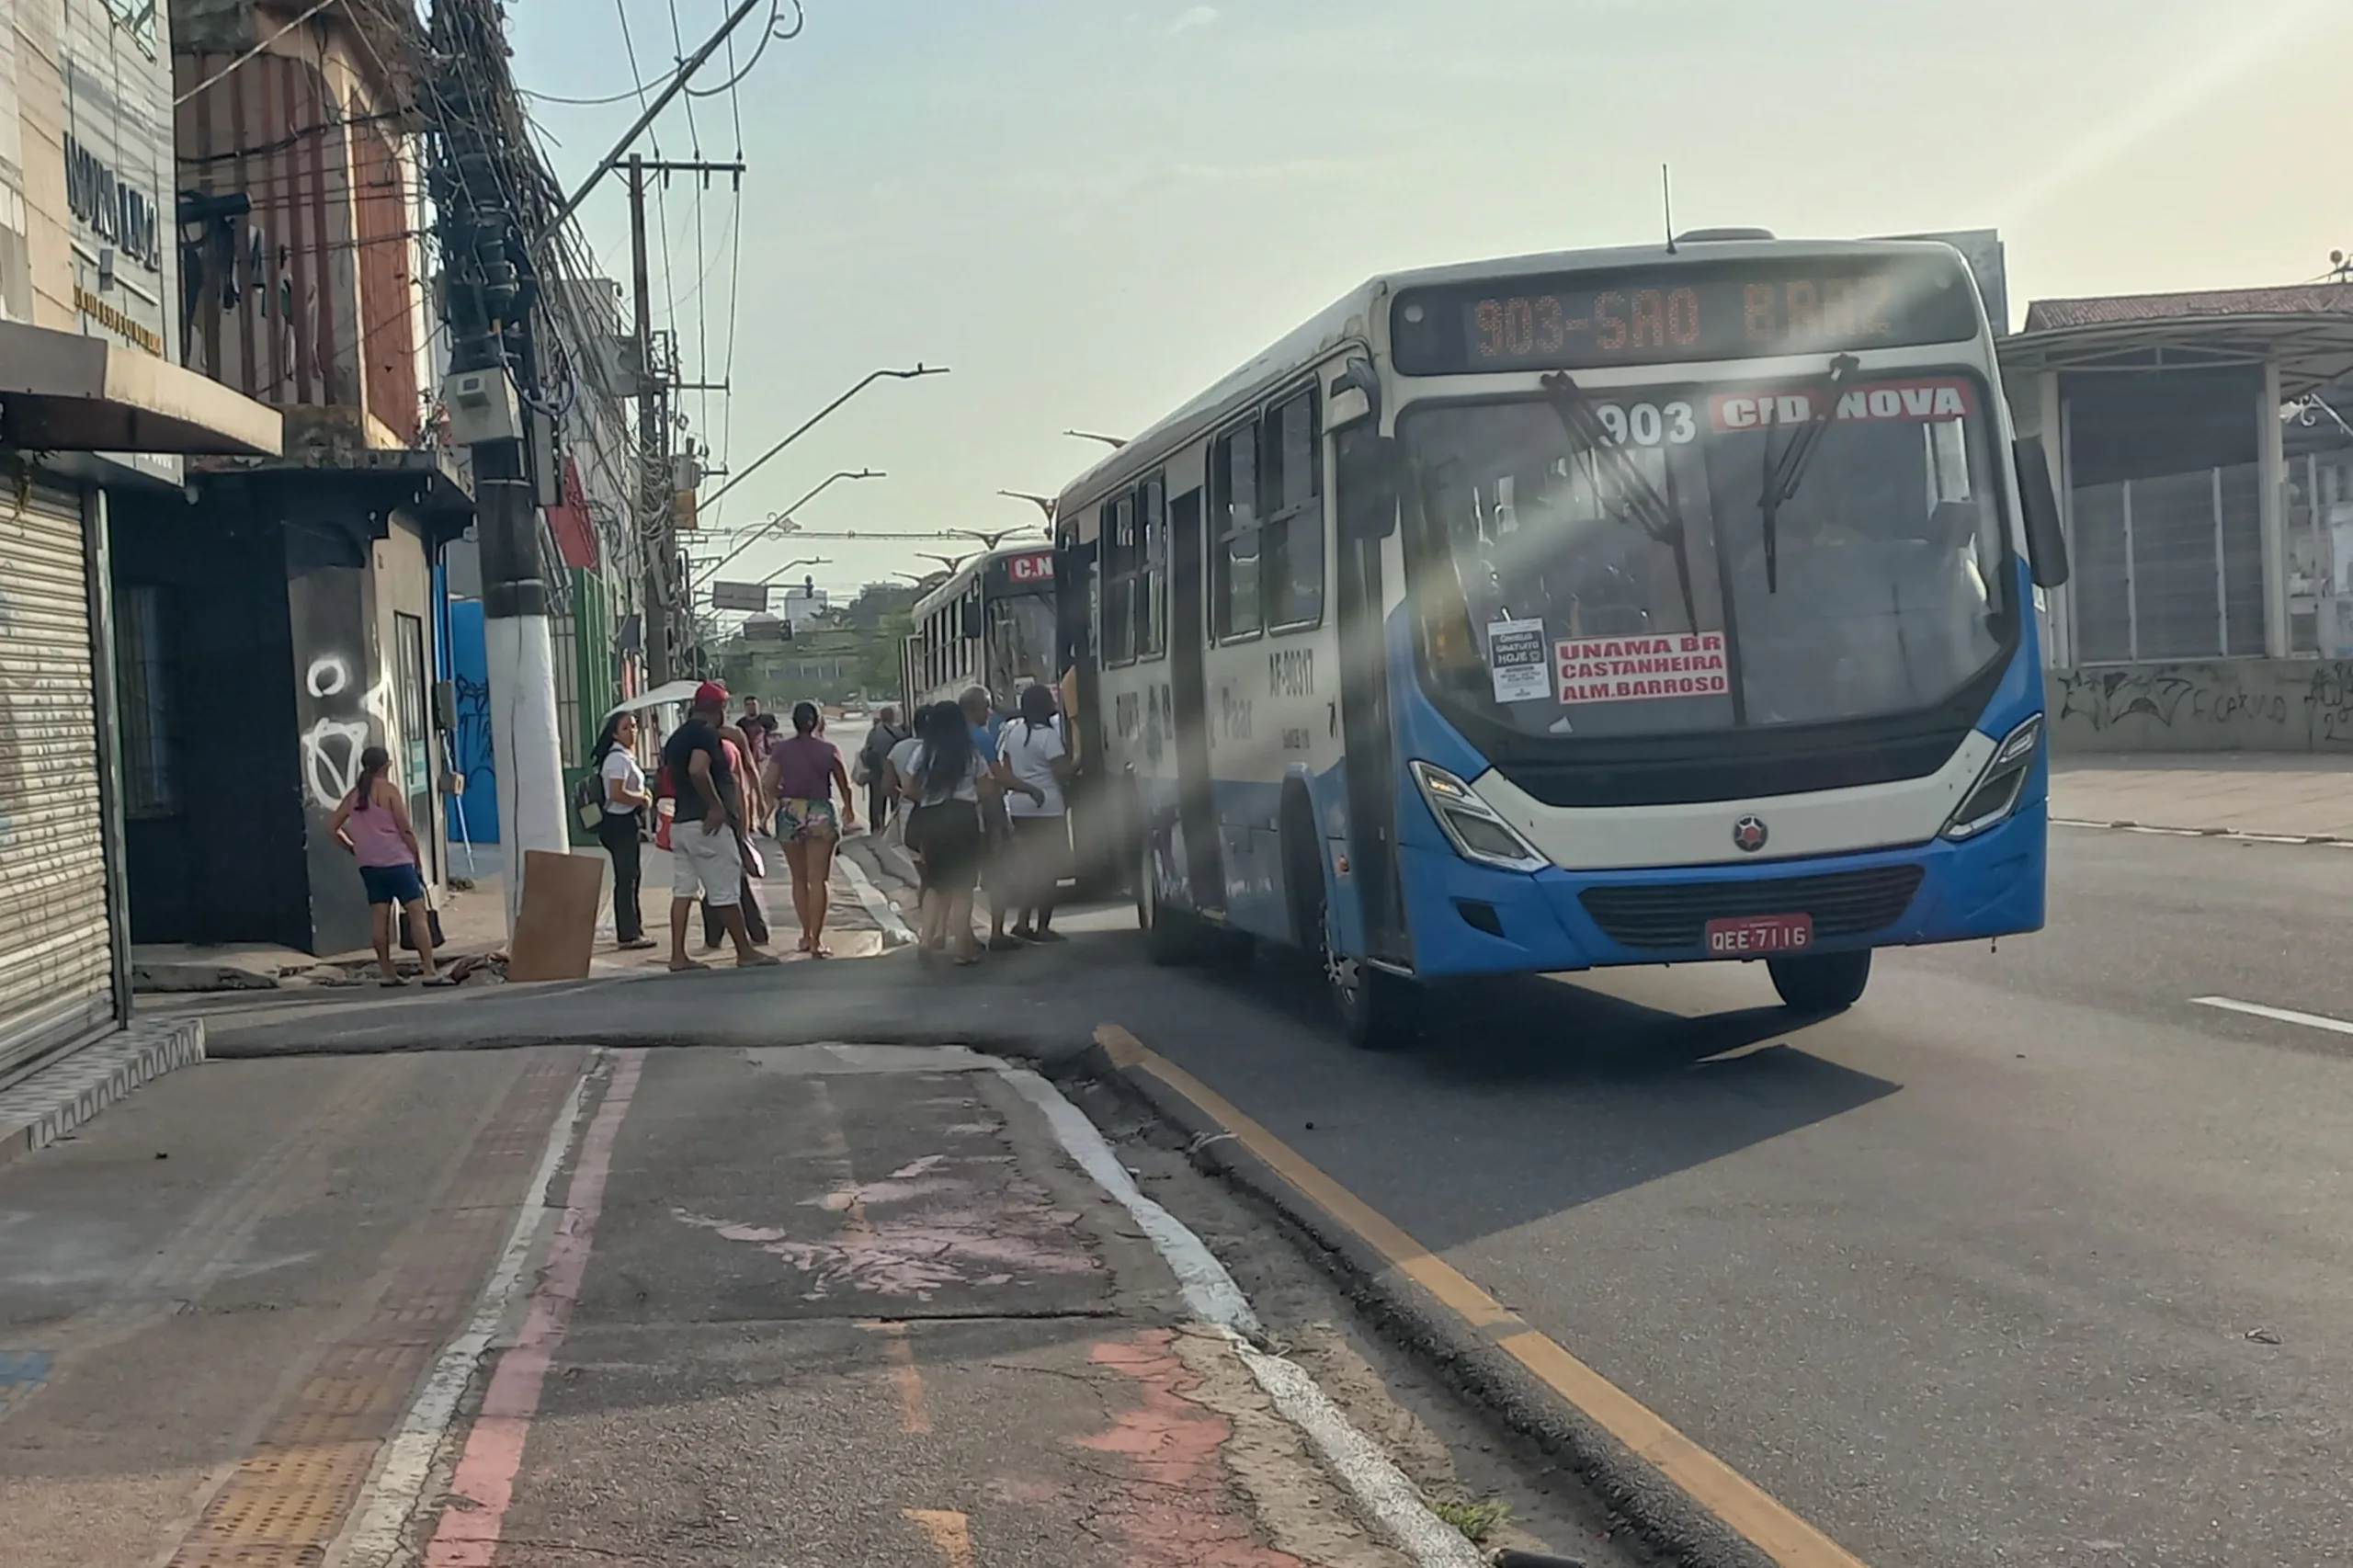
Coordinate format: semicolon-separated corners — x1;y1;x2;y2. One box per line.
2014;436;2069;589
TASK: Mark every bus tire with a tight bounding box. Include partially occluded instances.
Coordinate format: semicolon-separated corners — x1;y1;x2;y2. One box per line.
1312;881;1419;1050
1768;949;1872;1012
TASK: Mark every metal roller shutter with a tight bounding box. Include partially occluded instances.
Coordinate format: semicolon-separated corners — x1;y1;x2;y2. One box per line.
0;478;116;1081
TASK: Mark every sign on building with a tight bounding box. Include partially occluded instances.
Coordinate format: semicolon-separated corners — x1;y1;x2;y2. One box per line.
710;581;769;613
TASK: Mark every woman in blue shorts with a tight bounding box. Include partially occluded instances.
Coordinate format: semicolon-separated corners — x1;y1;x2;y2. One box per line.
331;744;445;985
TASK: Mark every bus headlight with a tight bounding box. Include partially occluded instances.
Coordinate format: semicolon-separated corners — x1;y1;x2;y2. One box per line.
1410;761;1551;873
1941;716;2042;842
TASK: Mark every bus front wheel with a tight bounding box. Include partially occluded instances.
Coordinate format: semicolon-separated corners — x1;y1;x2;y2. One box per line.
1768;949;1872;1013
1314;888;1419;1050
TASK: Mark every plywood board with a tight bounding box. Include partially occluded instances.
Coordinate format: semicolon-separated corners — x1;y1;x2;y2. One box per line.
506;849;605;982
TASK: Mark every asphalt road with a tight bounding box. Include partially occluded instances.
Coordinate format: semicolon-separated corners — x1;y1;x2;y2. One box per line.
1071;824;2353;1568
153;822;2353;1568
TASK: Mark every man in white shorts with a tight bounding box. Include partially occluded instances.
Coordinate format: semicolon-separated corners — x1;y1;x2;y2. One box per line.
661;681;779;971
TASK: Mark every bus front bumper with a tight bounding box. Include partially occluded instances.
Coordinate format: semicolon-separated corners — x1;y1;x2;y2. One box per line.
1395;805;2046;978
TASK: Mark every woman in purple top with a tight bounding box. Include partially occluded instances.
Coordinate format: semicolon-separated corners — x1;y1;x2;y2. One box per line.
762;701;858;955
329;744;444;986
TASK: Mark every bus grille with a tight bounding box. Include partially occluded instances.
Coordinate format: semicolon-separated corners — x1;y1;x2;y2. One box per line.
1579;865;1927;950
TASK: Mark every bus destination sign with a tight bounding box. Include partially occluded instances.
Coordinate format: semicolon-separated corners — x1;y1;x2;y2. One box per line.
1391;255;1981;376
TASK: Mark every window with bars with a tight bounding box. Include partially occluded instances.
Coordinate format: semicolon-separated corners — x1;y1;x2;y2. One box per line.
114;583;177;818
2071;462;2265;664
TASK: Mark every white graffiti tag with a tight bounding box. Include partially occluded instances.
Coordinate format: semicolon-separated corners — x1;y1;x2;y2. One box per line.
305;654;350;699
302;718;371;811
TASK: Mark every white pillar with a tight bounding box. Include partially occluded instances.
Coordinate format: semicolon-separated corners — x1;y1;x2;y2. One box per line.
484;611;571;934
2260;361;2290;658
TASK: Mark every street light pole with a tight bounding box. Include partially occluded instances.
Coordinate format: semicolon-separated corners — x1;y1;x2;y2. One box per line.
699;366;948;512
695;469;882;583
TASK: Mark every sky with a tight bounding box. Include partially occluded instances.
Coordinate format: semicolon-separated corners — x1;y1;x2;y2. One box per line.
507;0;2353;602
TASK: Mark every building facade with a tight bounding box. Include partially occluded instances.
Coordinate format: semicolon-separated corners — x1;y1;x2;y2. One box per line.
114;0;468;957
0;0;278;1079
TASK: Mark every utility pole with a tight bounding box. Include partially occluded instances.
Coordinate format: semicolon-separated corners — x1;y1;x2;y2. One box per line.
629;156;670;686
630;155;745;686
426;0;572;933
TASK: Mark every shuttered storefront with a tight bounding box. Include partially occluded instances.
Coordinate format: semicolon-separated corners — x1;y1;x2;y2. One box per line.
0;479;118;1080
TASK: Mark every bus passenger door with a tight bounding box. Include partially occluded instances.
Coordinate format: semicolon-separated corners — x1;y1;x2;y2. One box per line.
1168;488;1223;914
1334;426;1409;967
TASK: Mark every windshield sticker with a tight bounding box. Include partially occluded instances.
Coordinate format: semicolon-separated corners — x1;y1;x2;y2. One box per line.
1711;378;1974;433
1556;632;1730;705
1486;619;1551;703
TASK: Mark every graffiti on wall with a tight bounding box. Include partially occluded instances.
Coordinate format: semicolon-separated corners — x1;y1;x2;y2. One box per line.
444;601;500;843
298;653;396;810
2052;662;2353;752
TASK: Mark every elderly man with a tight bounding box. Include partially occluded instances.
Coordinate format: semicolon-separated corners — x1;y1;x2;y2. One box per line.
661;681;779;971
858;703;910;833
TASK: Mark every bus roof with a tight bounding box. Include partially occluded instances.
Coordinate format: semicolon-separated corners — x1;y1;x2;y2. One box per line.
1052;234;1972;518
908;540;1054;621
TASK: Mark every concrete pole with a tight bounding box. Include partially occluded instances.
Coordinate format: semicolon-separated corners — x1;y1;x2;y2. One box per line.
474;437;570;934
2260;360;2290;658
631;158;674;686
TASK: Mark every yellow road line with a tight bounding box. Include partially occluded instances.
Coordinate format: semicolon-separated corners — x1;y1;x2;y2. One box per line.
860;1320;934;1434
904;1507;977;1568
1095;1023;1870;1568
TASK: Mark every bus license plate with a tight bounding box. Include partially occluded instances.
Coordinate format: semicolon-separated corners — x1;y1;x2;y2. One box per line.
1705;914;1813;955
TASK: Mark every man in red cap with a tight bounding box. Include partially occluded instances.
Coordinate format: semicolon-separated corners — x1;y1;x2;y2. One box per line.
660;680;779;970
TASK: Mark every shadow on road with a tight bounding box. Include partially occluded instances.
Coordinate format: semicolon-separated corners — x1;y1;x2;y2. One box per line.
1131;937;1904;1254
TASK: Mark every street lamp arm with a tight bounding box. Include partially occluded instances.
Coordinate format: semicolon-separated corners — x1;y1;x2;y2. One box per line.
997;490;1058;522
1063;429;1128;449
694;468;881;583
701;365;947;511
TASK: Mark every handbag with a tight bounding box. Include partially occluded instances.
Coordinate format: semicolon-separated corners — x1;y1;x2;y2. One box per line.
399;902;446;951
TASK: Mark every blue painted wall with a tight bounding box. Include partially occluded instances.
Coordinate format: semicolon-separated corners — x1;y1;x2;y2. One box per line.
446;599;500;848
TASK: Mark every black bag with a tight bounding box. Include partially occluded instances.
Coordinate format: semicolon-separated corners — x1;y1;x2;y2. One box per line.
399;904;446;951
573;769;606;832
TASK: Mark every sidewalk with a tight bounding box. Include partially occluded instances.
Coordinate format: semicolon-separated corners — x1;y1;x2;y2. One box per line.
0;1041;1491;1568
133;834;901;994
2051;754;2353;840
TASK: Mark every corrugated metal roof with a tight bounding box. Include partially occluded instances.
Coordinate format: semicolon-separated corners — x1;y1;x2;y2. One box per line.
2025;284;2353;331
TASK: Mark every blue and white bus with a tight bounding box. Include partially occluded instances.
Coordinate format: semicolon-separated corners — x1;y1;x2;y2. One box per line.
1054;234;2070;1047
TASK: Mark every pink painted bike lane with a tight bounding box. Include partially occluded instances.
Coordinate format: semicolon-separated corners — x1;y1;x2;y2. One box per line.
426;1042;1411;1568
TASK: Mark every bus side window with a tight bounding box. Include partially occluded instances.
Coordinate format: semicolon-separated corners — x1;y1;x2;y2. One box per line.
1102;494;1137;665
1138;475;1167;659
1213;422;1263;640
1264;389;1323;630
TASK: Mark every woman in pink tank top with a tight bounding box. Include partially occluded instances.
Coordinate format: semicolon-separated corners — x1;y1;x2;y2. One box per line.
330;745;443;986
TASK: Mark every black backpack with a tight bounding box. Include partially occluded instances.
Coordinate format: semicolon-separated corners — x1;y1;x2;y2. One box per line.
573;767;606;832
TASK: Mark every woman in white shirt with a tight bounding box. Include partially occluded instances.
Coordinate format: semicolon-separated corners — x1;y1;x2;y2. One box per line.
898;701;999;964
592;712;655;949
996;683;1074;941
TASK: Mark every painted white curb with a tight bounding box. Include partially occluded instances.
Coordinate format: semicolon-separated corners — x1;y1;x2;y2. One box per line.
996;1064;1486;1568
838;847;915;948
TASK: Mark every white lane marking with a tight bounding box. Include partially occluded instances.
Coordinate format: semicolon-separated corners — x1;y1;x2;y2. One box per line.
994;1065;1257;1335
2191;996;2353;1036
328;1060;596;1568
994;1064;1485;1568
839;847;915;947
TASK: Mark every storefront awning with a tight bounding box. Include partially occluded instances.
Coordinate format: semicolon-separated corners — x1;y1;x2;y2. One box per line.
0;321;281;457
1999;284;2353;401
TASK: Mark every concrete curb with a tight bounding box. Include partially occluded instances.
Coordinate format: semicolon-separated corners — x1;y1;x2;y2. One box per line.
2052;815;2353;846
836;849;915;948
1054;1040;1777;1568
0;1017;209;1170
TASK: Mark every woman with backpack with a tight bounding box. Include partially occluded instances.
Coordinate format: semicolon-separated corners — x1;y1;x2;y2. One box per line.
996;683;1074;942
330;744;445;986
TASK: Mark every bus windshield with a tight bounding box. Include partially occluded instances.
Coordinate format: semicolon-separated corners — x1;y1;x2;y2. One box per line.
986;589;1057;700
1400;371;2014;740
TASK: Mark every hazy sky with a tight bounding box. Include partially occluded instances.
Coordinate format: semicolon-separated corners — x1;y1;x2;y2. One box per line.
509;0;2349;600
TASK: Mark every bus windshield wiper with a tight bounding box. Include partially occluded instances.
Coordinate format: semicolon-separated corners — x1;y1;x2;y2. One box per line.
1756;353;1860;593
1538;371;1697;631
